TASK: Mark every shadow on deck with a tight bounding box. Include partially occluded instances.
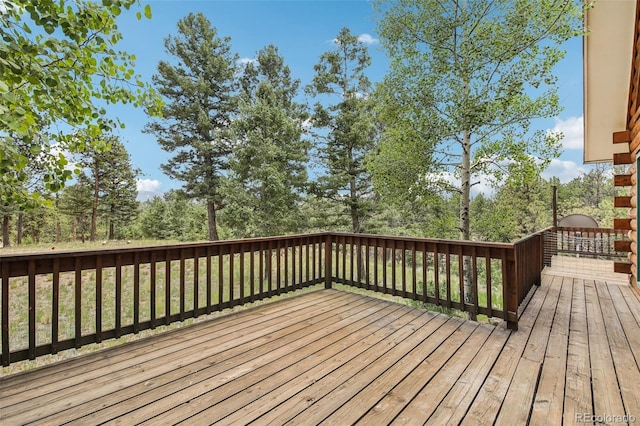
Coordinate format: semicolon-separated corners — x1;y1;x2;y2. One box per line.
1;263;639;425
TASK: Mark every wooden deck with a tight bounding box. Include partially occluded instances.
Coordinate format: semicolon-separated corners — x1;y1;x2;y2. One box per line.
1;269;639;425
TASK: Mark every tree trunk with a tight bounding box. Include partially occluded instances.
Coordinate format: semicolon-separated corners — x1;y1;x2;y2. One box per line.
207;200;219;241
72;216;78;241
90;163;99;242
349;177;360;234
55;195;61;243
2;215;10;248
108;204;115;240
349;177;366;282
460;128;475;318
16;213;23;245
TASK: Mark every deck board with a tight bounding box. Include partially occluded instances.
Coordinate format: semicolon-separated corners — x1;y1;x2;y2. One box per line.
585;280;627;420
529;276;572;425
2;262;640;425
562;278;593;424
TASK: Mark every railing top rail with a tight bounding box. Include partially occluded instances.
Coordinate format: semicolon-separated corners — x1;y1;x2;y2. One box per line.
328;232;514;249
553;226;623;234
0;232;331;262
512;227;553;246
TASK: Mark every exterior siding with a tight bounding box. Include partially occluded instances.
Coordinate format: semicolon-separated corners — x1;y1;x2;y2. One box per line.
619;0;640;288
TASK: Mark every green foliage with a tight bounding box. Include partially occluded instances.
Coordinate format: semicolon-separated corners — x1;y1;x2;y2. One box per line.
307;27;377;233
74;135;139;240
58;179;93;242
0;0;162;207
221;45;309;238
370;0;584;239
145;12;238;240
555;165;617;227
136;191;207;241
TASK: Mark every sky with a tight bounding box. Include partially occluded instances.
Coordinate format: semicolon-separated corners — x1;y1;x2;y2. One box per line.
106;0;589;198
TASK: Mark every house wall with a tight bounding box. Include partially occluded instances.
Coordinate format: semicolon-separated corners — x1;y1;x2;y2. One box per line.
615;0;640;290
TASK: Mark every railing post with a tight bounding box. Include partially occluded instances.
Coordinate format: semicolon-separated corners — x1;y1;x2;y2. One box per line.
538;231;544;284
504;249;519;331
324;234;332;289
2;260;10;366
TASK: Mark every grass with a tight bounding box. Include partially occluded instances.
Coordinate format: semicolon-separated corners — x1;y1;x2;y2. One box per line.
0;239;186;255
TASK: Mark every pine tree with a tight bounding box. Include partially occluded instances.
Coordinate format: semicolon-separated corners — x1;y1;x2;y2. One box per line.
145;13;238;241
307;27;377;234
223;45;309;237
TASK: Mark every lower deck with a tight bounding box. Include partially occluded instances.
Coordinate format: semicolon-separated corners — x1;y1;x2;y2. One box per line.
1;270;639;425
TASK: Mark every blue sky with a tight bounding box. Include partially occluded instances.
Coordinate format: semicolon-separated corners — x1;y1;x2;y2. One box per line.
108;0;588;197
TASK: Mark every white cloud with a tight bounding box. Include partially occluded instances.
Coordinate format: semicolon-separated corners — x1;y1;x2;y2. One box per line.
357;34;378;44
548;116;583;150
136;179;162;192
238;57;257;66
541;158;585;183
331;34;379;46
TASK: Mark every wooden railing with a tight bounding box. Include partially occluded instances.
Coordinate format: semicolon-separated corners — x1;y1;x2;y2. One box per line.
0;234;326;366
552;226;629;260
0;231;548;365
513;229;546;306
324;234;522;332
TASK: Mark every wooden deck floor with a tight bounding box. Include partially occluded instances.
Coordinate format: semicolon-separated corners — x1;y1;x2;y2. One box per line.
1;270;640;425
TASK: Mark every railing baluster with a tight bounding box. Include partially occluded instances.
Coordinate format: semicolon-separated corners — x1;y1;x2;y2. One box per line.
401;242;407;297
374;240;379;292
299;238;304;288
239;245;245;301
422;245;427;303
350;239;354;284
52;258;59;355
133;252;140;333
28;260;36;359
342;236;346;281
165;250;171;325
486;256;492;316
365;238;370;289
206;247;212;313
229;248;235;301
259;243;265;296
276;240;281;294
312;239;317;281
458;245;464;309
501;248;508;324
2;260;10;366
392;240;397;295
96;255;103;342
75;257;82;348
411;244;416;297
179;250;185;321
218;248;224;307
472;246;478;317
285;240;290;291
382;239;387;292
115;254;122;338
445;245;451;308
268;242;273;295
434;245;440;306
150;251;156;328
193;250;199;317
324;236;332;289
250;243;255;302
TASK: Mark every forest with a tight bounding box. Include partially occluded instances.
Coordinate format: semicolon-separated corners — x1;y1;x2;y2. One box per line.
0;1;595;250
